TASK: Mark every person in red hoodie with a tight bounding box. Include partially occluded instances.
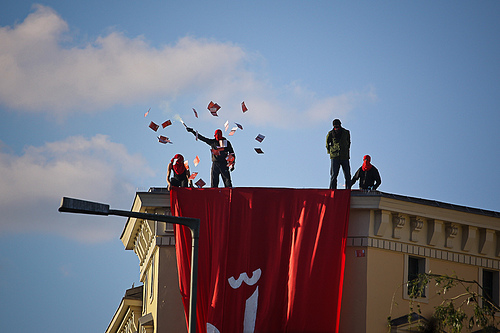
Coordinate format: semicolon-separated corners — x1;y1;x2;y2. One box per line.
167;154;192;190
351;155;381;190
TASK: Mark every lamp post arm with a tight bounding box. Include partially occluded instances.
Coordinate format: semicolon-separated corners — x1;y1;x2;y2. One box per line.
108;209;199;238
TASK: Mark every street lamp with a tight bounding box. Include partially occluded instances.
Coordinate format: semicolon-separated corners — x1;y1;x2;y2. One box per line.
59;197;200;333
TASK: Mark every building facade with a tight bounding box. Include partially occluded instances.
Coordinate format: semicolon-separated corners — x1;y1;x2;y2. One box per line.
106;188;500;333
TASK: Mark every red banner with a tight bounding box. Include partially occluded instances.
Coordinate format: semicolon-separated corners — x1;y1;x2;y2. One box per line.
172;188;350;333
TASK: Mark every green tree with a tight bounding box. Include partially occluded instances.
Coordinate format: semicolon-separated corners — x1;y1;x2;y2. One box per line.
388;273;500;332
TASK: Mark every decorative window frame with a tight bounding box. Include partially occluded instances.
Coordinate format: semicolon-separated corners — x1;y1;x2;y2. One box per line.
479;267;500;310
142;273;148;314
403;254;429;303
149;253;155;303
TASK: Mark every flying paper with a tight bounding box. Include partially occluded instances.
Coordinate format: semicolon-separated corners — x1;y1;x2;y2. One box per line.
162;120;172;128
208;101;221;116
241;101;248;113
226;154;235;168
224;120;229;132
188;172;198;180
193;155;200;167
192;108;198;118
144;108;150;117
254;148;264;154
228;127;237;136
235;122;243;130
184;161;189;170
255;134;265;142
195;178;206;188
149;121;159;132
158;135;172;144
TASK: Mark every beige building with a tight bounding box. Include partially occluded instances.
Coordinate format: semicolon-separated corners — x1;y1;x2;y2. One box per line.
106;188;500;333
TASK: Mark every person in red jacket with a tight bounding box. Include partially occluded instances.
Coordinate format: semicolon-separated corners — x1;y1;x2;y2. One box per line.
351;155;381;190
167;154;192;190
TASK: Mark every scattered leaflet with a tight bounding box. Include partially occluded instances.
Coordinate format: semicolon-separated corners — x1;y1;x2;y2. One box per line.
226;154;235;168
224;120;229;132
195;178;206;188
241;101;248;113
192;108;198;118
188;172;198;180
184;161;189;170
255;134;265;142
144;108;150;117
235;122;243;130
158;136;172;144
228;127;238;136
162;120;172;128
193;155;200;167
207;101;221;116
149;121;160;131
254;148;264;154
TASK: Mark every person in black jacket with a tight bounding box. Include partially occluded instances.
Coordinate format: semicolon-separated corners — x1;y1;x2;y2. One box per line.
326;119;351;189
186;127;235;187
351;155;381;190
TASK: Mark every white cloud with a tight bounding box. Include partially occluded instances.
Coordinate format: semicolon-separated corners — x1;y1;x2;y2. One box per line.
0;5;246;115
0;135;154;243
0;5;375;127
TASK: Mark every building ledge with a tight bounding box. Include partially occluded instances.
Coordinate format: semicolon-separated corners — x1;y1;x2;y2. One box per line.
138;313;154;327
351;190;500;218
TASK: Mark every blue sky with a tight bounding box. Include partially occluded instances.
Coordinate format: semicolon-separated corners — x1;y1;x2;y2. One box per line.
1;1;499;332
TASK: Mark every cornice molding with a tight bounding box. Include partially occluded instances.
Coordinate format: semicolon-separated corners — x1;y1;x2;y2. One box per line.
346;236;500;270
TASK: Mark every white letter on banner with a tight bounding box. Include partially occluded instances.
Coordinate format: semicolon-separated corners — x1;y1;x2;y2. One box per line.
208;269;262;332
243;287;258;333
223;269;262;333
207;323;220;333
207;323;221;333
228;268;261;289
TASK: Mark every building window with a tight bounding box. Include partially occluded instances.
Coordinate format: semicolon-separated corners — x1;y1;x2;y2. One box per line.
404;255;428;300
143;274;148;314
482;269;499;309
150;255;155;301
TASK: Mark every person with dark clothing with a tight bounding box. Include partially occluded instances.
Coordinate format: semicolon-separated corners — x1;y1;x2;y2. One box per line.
167;154;192;190
351;155;381;190
186;127;235;187
326;119;351;189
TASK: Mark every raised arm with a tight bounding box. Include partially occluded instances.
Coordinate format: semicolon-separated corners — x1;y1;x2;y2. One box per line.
186;127;211;145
